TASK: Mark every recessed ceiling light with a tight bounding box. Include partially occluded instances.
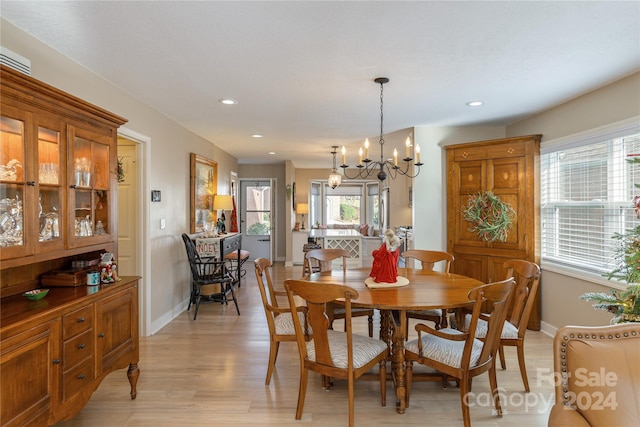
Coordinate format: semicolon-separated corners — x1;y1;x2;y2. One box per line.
219;98;238;105
466;101;484;107
251;134;263;138
268;151;275;155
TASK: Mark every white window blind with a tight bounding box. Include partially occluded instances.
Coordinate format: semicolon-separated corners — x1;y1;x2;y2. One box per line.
541;123;640;277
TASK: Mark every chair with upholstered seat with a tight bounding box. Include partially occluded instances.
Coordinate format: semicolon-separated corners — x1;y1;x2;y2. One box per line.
405;278;516;427
306;248;375;337
403;250;455;331
225;248;250;287
254;258;308;385
464;259;540;392
284;279;388;427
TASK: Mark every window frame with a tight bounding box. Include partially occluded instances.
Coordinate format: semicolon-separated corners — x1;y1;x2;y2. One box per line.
540;116;640;290
309;179;379;228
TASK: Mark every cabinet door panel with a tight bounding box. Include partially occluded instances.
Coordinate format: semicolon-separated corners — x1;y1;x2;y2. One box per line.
487;256;511;284
35;114;66;254
67;125;115;249
451;253;486;282
488;158;526;250
0;320;60;427
95;286;138;375
451;160;486;247
0;107;34;260
457;161;485;193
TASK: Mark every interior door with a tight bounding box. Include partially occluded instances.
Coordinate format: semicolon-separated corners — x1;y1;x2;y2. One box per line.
116;139;137;275
240;179;274;261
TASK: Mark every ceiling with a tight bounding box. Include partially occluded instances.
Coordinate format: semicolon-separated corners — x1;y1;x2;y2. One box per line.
2;1;638;168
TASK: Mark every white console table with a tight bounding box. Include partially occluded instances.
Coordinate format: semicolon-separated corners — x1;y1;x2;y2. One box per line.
292;231;309;266
309;228;363;268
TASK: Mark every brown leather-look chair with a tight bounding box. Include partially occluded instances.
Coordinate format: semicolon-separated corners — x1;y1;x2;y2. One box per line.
306;248;375;337
548;323;640;427
463;259;540;392
284;279;388;427
403;250;455;331
254;258;309;385
405;278;516;427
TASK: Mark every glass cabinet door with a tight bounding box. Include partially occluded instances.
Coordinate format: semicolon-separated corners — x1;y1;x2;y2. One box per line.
67;125;113;248
36;120;64;251
0;111;33;259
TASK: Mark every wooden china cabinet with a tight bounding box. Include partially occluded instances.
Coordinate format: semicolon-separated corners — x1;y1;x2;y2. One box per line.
445;134;541;330
0;65;140;426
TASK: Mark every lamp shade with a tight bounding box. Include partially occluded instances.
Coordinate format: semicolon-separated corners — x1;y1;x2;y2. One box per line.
213;194;233;210
296;203;309;214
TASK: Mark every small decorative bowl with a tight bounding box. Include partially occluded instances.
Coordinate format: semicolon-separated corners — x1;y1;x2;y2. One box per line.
23;289;49;300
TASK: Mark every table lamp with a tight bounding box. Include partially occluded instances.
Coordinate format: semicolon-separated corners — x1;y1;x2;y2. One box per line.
213;194;234;233
297;203;309;230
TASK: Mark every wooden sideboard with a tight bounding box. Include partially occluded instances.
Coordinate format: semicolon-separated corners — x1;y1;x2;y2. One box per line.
0;277;140;427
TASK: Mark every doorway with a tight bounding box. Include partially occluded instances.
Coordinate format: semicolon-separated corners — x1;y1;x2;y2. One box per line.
117;128;151;337
240;179;274;262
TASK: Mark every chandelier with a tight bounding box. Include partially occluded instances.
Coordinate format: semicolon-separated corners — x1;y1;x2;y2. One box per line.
328;146;342;189
340;77;422;182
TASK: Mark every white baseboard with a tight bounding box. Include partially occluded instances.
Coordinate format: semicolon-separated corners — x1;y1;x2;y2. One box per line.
284;261;293;267
150;300;189;335
540;321;557;338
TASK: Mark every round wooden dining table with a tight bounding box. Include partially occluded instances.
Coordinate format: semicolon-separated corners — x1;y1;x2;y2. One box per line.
306;267;484;414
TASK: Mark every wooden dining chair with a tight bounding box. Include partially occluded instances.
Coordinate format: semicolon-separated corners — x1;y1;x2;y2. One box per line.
305;248;375;337
284;279;388;427
405;278;515;427
254;258;309;385
464;259;541;392
403;250;455;332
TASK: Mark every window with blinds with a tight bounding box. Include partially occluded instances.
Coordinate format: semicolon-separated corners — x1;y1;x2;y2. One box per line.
541;124;640;278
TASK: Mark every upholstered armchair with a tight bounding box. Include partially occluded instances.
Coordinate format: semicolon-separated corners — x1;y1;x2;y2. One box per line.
548;323;640;427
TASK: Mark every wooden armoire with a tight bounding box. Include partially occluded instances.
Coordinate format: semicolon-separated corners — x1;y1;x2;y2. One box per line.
445;134;541;330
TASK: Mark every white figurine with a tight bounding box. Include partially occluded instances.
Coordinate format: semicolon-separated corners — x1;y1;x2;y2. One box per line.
383;229;402;252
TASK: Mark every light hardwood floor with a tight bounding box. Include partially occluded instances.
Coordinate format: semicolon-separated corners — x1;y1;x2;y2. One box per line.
57;263;555;426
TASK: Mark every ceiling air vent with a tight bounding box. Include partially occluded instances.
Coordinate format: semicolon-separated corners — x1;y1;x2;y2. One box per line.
0;47;31;76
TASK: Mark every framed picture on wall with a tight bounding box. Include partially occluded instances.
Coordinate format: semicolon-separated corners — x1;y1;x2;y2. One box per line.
293;182;297;210
190;153;218;233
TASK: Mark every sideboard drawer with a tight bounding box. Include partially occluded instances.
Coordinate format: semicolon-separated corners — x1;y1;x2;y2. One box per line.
62;305;93;339
62;357;94;401
63;329;94;368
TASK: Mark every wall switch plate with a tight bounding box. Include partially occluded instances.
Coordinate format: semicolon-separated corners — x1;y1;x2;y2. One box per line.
160;218;166;229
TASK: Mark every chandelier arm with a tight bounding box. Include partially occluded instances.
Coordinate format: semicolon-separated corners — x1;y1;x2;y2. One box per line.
339;162;377;180
396;163;422;179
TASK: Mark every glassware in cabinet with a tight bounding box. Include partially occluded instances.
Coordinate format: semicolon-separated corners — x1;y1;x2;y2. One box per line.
37;124;64;247
67;125;114;248
0;113;30;257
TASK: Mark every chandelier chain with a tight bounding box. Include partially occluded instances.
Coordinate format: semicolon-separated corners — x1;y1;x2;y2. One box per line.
379;80;384;163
